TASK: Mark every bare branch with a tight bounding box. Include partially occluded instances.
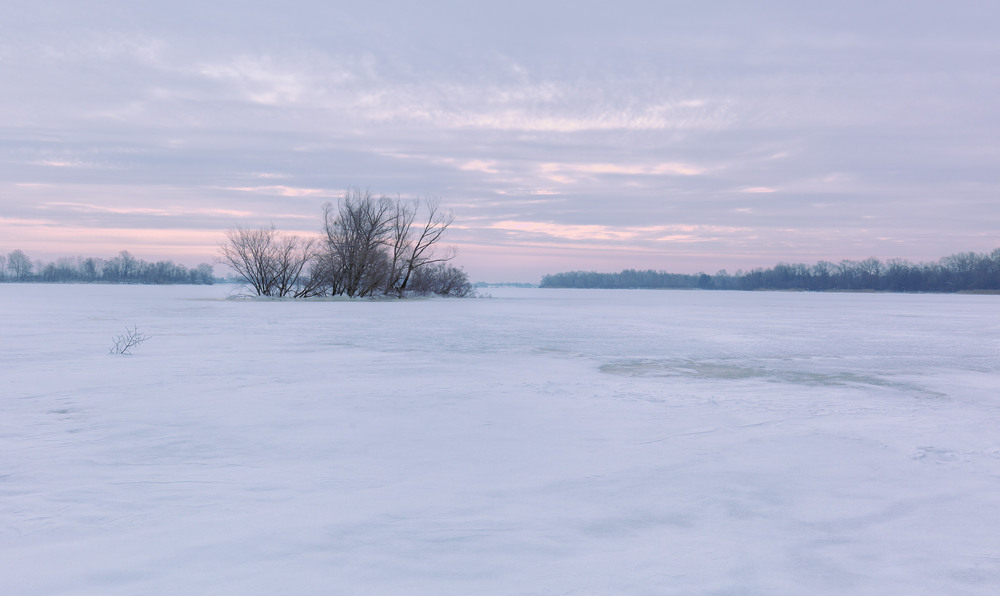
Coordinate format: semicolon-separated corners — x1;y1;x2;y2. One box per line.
109;325;150;355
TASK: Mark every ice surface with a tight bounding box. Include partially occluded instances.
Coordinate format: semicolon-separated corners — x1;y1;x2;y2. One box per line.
2;285;999;594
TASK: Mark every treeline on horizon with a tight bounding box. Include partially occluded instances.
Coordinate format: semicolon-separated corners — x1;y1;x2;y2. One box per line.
0;249;215;285
540;249;1000;293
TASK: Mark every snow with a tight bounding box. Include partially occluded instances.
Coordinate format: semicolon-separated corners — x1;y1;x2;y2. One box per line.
3;284;999;595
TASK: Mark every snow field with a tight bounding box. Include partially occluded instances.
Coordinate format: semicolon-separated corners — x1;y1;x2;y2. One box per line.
2;285;999;594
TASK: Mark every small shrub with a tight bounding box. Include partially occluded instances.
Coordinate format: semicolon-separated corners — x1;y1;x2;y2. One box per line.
408;264;475;297
109;325;150;355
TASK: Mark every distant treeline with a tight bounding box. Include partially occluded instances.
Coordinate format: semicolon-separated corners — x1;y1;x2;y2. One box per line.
540;249;1000;293
474;282;538;288
1;249;214;285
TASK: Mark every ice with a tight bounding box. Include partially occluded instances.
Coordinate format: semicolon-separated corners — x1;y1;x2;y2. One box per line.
2;285;999;594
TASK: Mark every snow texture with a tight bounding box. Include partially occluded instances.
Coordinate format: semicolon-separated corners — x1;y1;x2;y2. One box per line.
3;285;999;595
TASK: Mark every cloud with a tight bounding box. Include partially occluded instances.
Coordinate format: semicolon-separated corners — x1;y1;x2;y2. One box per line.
488;221;750;244
222;185;334;198
34;159;119;169
0;216;58;226
442;100;731;133
490;220;651;241
43;202;255;218
539;161;706;182
458;160;500;174
381;152;505;176
197;55;311;106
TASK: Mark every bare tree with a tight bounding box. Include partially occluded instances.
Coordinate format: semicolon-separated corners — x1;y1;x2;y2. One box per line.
220;226;315;297
221;227;275;295
383;198;417;295
81;257;102;281
321;189;396;297
118;250;139;281
396;199;456;296
273;233;318;297
7;249;32;281
298;249;344;297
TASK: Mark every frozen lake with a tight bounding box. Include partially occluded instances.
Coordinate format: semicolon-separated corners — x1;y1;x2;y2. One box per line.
3;284;999;594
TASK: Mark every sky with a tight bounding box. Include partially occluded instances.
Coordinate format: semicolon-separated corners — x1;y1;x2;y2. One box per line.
2;1;999;281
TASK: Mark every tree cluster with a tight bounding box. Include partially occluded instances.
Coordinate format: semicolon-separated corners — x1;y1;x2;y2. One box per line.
540;248;1000;293
0;249;214;284
221;189;473;298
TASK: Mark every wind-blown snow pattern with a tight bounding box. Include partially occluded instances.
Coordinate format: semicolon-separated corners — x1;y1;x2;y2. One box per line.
2;285;999;594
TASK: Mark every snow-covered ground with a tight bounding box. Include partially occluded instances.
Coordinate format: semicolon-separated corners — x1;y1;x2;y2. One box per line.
3;284;999;595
